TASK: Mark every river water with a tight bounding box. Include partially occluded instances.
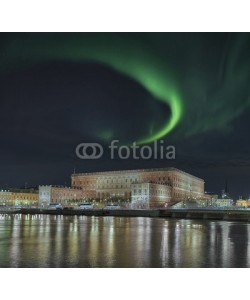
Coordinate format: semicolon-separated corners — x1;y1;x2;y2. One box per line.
0;214;249;267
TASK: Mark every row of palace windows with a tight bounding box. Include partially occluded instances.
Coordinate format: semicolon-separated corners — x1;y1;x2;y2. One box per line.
52;193;79;198
133;189;170;196
73;175;177;186
72;177;202;190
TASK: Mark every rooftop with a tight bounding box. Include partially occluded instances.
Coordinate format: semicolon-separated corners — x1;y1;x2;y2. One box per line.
72;167;204;182
39;185;82;190
0;188;38;194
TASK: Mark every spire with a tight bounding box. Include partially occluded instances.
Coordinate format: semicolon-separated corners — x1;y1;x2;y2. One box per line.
222;179;230;199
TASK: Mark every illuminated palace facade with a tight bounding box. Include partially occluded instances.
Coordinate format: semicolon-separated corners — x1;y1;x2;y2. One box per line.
71;168;206;208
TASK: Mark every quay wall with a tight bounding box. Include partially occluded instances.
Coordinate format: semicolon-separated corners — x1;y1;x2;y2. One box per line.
1;208;250;221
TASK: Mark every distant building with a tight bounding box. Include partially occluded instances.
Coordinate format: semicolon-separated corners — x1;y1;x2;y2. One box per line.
38;185;82;207
214;198;233;207
0;190;12;206
215;180;234;207
236;199;250;207
0;189;38;206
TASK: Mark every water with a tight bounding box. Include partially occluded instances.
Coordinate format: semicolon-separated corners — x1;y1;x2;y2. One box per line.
0;214;250;267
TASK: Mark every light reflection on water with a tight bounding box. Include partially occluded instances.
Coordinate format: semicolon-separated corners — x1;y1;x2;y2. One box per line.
0;214;250;267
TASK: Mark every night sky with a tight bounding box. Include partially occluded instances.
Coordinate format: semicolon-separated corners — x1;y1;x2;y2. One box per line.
1;33;250;198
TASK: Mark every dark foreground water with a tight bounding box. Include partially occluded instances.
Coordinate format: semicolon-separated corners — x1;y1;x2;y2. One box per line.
0;214;250;267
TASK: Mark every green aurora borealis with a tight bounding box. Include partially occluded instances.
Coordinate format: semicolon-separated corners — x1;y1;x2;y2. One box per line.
1;33;250;145
1;33;183;144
